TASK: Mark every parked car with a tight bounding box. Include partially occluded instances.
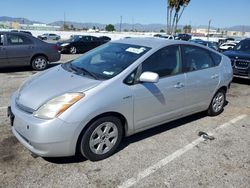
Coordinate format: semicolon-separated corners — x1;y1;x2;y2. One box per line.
9;38;232;161
219;42;237;52
154;34;174;40
0;31;60;70
11;30;32;35
57;35;109;54
224;38;250;79
38;33;61;40
175;33;192;41
98;36;111;42
191;40;218;51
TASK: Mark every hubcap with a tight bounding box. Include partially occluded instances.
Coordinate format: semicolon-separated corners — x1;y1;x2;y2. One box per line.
212;92;224;113
34;58;47;70
70;47;76;54
89;122;118;155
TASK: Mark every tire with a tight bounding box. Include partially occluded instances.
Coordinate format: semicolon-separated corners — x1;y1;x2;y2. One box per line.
31;56;48;71
69;46;77;54
207;89;226;116
79;116;123;161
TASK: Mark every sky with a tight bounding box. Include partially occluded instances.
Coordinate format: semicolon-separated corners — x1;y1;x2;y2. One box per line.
1;0;250;28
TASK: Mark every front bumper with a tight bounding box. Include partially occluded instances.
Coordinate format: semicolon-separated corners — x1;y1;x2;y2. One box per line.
231;59;250;79
10;93;80;157
58;45;71;54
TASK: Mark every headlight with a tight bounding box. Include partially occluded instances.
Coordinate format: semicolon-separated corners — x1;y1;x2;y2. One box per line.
61;43;70;47
33;93;84;119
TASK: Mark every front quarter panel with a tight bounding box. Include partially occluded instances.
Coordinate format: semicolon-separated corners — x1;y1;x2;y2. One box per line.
58;80;134;141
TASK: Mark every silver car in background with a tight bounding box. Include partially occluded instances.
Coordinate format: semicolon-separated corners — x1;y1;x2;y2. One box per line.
9;38;233;161
37;33;61;41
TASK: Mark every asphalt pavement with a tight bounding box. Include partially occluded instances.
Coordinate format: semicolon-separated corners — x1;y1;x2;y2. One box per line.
0;54;249;188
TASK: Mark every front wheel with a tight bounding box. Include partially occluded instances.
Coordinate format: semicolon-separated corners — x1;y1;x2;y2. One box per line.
207;89;226;116
69;46;77;54
79;116;123;161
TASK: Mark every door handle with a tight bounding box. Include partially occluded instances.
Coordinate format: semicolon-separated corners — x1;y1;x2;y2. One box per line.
28;46;34;49
211;74;219;79
174;82;184;89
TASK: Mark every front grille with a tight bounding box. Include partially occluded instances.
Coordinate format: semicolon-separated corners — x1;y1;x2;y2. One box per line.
234;59;250;69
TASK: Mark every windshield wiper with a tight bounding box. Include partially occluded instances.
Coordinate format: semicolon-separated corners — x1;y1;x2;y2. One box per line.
70;64;98;80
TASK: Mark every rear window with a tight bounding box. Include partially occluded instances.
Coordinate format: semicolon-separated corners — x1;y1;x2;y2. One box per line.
210;52;222;66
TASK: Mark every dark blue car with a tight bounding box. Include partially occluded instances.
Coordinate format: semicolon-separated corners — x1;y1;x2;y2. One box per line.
223;38;250;79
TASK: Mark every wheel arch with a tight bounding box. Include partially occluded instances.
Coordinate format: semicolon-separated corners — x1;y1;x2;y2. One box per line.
30;53;48;65
75;111;128;154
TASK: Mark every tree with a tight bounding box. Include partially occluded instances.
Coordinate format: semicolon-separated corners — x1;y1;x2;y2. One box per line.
167;0;191;34
63;24;70;31
160;29;165;33
105;24;115;32
183;25;191;33
70;24;75;31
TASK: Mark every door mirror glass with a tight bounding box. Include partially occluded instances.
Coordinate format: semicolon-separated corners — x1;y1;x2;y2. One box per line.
139;72;159;83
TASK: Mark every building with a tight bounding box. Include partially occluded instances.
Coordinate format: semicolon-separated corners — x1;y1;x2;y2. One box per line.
20;23;60;31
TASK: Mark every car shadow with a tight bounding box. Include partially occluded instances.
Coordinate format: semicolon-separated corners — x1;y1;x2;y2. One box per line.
232;77;250;85
118;112;207;152
43;153;87;164
0;63;61;73
43;111;208;164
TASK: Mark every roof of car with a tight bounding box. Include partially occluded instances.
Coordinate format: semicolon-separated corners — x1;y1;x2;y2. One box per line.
114;37;191;49
0;31;31;36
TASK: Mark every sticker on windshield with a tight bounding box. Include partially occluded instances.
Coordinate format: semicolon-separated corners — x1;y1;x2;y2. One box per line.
103;71;114;76
126;47;146;54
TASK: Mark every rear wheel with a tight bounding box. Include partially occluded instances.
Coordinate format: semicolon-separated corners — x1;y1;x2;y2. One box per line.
31;56;48;71
207;89;226;116
79;116;123;161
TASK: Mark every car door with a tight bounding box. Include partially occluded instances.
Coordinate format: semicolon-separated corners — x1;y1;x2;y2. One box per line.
182;45;220;112
5;33;34;66
131;45;186;130
0;34;8;67
77;36;90;52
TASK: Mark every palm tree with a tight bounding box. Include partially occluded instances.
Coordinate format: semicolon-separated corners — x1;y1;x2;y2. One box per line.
167;0;176;34
167;0;191;34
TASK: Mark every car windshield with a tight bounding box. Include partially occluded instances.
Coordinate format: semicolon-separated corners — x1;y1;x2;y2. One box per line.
66;42;150;80
234;40;250;52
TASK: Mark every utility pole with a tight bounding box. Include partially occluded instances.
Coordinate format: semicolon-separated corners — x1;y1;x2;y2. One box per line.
63;12;66;31
207;19;211;41
132;17;134;32
119;16;123;32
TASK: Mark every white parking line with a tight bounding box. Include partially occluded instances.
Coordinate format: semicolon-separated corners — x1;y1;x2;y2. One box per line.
118;115;247;188
0;106;8;110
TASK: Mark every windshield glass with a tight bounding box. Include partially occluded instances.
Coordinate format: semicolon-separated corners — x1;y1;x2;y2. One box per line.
67;42;150;80
234;40;250;52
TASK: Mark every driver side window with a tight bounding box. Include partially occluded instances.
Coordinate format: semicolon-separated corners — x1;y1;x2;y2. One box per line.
141;45;181;78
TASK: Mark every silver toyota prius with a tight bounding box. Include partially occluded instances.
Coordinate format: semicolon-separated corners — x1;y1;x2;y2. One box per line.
9;38;233;161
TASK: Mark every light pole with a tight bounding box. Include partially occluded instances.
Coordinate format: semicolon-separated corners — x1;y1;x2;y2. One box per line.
120;16;123;32
207;19;211;41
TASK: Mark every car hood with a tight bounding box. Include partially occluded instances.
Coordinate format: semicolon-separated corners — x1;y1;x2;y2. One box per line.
16;65;101;110
223;50;250;60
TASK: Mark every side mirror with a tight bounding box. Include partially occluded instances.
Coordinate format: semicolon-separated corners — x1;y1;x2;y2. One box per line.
139;72;159;83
